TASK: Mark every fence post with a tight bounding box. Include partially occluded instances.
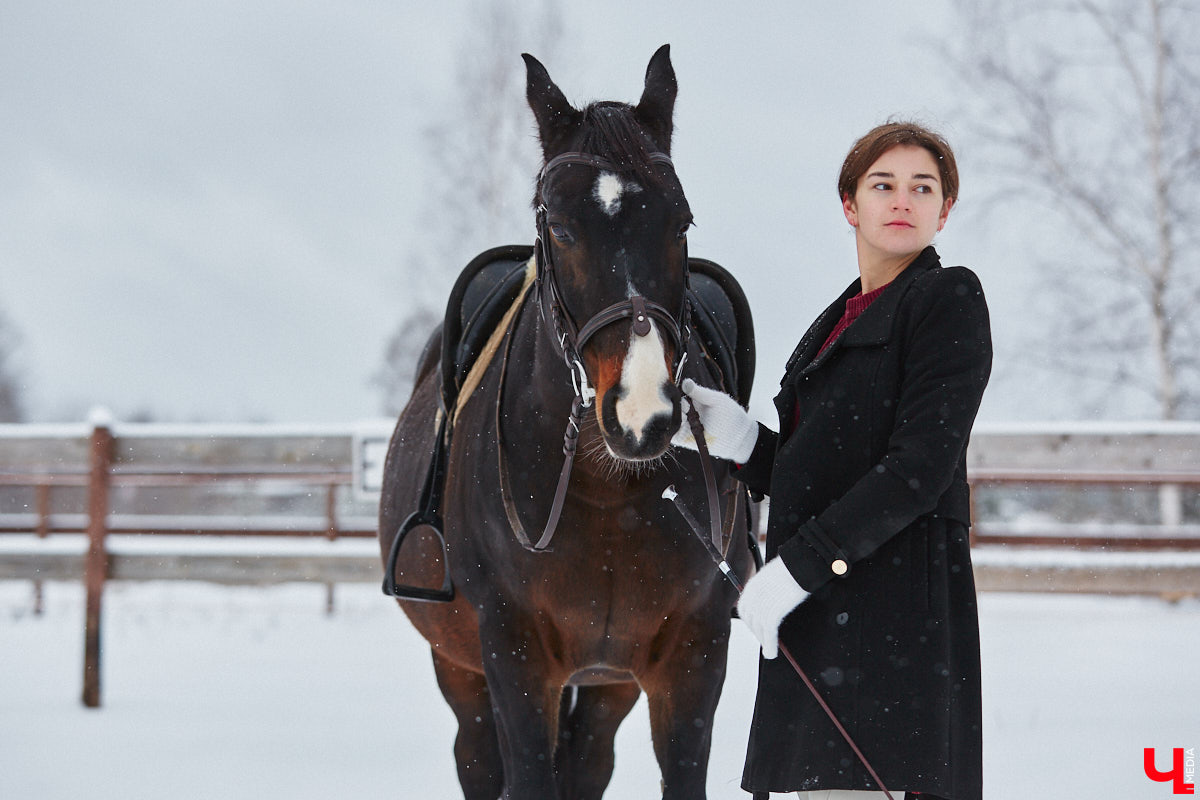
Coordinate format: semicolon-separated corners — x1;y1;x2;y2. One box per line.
82;418;114;708
33;482;51;615
1159;483;1183;528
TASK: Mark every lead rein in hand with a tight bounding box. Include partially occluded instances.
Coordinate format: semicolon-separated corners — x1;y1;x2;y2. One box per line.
663;390;896;800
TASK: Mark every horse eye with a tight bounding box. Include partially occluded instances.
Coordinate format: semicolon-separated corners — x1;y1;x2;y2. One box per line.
677;221;693;240
549;222;573;243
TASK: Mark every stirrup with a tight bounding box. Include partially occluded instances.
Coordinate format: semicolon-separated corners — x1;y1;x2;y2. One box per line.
381;413;455;602
382;508;454;602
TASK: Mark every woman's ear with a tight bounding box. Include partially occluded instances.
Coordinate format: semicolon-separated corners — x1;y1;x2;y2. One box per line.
842;193;858;227
937;197;955;232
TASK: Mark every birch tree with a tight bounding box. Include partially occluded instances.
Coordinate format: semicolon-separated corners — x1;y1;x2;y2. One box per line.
954;0;1199;418
0;307;24;422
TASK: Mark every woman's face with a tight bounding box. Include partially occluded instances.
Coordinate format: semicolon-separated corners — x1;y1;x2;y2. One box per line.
842;145;953;266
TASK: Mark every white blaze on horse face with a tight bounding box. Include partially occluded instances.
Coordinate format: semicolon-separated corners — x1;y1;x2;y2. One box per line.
593;172;641;217
615;316;673;444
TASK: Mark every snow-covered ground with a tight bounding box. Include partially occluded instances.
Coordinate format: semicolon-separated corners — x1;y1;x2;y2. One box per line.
1;580;1196;799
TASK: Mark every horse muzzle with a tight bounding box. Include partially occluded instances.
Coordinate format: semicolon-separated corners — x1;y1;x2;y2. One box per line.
595;319;682;461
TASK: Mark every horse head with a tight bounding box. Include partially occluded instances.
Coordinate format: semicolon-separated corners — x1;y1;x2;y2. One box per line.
523;44;691;463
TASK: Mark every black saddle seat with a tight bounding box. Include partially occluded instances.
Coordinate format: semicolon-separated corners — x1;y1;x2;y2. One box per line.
686;257;755;405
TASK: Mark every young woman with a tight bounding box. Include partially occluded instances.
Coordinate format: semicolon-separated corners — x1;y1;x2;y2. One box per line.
676;122;991;800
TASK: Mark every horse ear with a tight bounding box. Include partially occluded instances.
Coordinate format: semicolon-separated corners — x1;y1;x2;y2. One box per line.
634;44;676;154
523;53;581;158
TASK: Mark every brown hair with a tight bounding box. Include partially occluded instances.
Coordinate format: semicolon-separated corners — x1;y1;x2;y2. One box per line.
837;121;959;204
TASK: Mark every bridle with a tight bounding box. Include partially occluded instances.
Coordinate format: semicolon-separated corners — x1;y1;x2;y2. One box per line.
534;150;692;405
384;149;699;591
503;149;693;552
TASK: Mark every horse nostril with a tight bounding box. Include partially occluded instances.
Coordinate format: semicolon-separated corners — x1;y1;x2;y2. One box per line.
601;388;622;435
640;411;675;444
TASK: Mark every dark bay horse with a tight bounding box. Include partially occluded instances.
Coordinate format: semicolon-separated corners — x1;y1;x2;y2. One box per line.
378;45;755;799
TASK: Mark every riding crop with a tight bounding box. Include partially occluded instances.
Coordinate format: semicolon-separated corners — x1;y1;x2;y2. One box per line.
663;398;897;800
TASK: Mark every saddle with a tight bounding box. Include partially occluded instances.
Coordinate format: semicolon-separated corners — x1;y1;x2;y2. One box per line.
439;244;755;417
382;245;758;601
440;245;535;417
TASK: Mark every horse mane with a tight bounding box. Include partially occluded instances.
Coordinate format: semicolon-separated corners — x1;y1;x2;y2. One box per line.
573;102;668;188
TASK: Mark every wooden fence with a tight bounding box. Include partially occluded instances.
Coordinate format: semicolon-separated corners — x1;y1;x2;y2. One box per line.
2;419;1199;706
964;422;1200;599
0;420;390;707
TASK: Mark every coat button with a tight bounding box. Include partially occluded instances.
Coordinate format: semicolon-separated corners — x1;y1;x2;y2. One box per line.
831;559;848;576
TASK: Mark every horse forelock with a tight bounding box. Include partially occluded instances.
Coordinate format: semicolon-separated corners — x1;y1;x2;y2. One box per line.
532;102;679;212
574;102;669;189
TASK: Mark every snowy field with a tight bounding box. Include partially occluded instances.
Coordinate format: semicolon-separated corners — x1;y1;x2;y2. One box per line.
2;579;1197;799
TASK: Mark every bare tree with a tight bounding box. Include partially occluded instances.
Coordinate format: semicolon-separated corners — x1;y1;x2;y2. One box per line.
373;304;441;418
953;0;1199;418
0;306;24;422
374;0;562;415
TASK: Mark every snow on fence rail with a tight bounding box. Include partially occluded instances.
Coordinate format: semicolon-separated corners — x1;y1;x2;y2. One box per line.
2;419;1199;706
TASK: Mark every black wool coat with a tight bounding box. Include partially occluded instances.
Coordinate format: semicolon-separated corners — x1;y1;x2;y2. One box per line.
735;247;991;799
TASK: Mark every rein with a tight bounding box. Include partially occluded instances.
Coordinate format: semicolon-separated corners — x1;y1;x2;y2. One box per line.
663;407;897;800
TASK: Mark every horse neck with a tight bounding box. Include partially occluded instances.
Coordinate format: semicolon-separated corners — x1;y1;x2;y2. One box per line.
505;291;578;413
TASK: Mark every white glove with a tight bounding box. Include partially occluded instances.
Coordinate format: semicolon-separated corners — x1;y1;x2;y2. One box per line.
672;378;759;463
737;557;810;659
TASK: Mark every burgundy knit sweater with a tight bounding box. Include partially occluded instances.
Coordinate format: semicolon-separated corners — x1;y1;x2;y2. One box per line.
817;281;889;356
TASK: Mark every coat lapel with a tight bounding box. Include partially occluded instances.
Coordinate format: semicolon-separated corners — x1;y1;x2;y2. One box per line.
797;247;942;377
773;248;942;431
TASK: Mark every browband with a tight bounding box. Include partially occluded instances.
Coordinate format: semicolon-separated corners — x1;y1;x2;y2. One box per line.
538;151;674;184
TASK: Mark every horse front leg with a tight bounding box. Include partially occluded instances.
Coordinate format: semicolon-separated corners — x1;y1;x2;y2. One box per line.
554;681;642;800
640;617;734;799
479;612;564;799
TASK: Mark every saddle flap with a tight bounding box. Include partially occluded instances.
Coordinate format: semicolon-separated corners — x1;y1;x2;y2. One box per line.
686;257;756;405
440;245;535;413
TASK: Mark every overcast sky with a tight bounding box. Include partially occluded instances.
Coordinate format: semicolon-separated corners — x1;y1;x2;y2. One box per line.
1;1;1043;424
